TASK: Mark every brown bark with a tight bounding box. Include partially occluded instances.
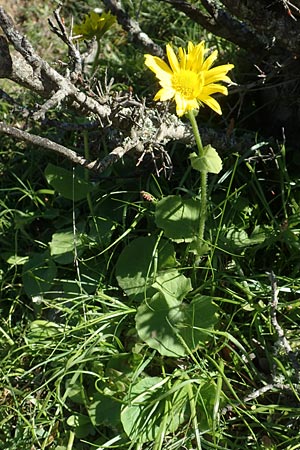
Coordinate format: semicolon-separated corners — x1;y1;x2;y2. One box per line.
156;0;267;54
157;0;300;59
151;0;300;139
0;7;187;175
221;0;300;55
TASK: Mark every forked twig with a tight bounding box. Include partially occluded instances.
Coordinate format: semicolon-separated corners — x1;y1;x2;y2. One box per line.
0;7;110;121
48;6;83;77
0;121;129;173
268;270;300;380
102;0;163;56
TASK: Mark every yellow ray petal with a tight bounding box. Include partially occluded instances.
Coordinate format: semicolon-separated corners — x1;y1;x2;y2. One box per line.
204;64;234;85
201;96;222;115
201;83;228;97
166;44;180;73
201;50;218;71
154;87;175;102
144;55;173;81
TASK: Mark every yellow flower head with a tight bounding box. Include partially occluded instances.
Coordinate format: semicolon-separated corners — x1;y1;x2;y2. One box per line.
145;41;234;117
73;11;116;41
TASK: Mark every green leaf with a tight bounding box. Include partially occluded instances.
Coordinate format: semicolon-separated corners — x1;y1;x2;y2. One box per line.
221;226;269;251
179;295;219;350
136;293;218;357
22;252;57;298
225;228;249;248
65;380;85;405
155;195;200;242
45;163;94;201
189;145;222;174
87;393;121;427
121;376;188;444
121;377;164;443
49;229;86;264
26;320;65;344
152;271;192;302
248;225;269;245
66;414;94;438
165;379;189;432
197;379;221;430
136;292;185;357
116;236;176;299
88;215;116;248
4;254;29;265
14;210;36;228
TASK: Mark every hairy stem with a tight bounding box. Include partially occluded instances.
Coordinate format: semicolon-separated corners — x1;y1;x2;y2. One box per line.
187;110;207;244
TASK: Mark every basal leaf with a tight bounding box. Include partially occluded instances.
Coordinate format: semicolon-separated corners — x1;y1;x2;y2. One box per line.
22;252;57;298
121;376;188;444
152;271;192;302
135;292;186;357
155;195;200;242
197;379;221;431
26;320;65;344
116;236;176;299
136;293;218;356
49;229;86;264
45;163;94;201
66;414;94;438
180;295;219;350
88;393;121;427
121;377;164;443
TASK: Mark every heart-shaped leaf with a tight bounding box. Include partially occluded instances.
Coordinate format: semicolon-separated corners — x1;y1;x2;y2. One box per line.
116;236;176;300
189;145;222;174
155;195;200;242
136;293;218;357
45;163;94;201
121;376;188;443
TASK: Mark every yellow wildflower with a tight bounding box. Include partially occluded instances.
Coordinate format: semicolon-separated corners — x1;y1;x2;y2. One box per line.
73;11;116;41
145;41;234;117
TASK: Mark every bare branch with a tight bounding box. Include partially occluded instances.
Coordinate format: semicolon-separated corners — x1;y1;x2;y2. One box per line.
268;271;300;380
156;0;266;54
102;0;164;57
0;35;53;96
0;121;134;173
221;382;299;415
221;0;300;53
0;121;91;167
0;7;110;120
48;6;83;78
32;89;69;121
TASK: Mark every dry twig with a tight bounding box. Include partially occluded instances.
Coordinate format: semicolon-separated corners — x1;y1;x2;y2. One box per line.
268;270;300;380
0;5;238;175
0;7;110;121
102;0;163;57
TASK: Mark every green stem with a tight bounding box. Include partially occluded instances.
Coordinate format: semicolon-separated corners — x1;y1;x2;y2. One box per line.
0;326;14;346
187;110;208;243
187;380;202;450
198;171;207;242
66;430;75;450
187;110;204;156
212;358;224;440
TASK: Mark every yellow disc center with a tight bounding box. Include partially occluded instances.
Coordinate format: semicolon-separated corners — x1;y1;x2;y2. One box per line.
172;70;202;99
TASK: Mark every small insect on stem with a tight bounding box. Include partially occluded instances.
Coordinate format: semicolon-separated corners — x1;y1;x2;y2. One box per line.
141;191;156;203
